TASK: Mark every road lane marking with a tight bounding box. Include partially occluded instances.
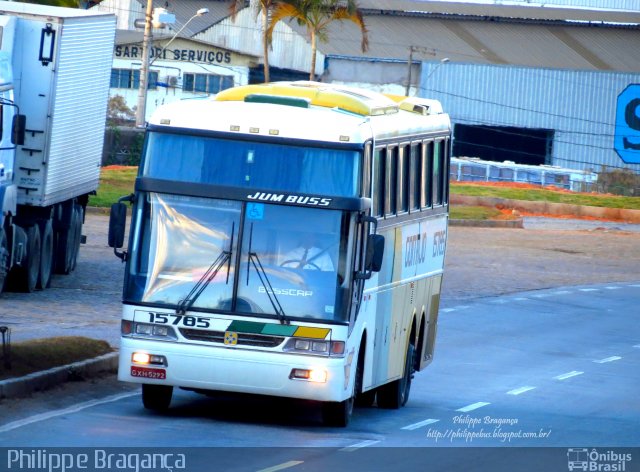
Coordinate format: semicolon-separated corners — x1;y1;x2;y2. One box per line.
456;402;490;412
605;286;621;290
554;371;584;380
634;345;640;348
551;290;571;296
506;386;536;395
401;419;440;430
441;308;456;313
579;288;599;292
515;298;528;301
340;440;380;452
0;392;138;433
256;461;303;472
594;356;622;364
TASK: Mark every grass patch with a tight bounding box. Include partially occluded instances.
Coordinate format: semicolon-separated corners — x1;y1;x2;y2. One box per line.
89;166;137;208
0;336;113;380
450;205;506;221
452;183;640;210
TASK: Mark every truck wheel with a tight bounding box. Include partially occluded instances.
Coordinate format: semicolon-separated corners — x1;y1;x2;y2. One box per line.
11;225;42;293
0;229;9;293
69;204;83;272
37;219;54;289
54;208;77;275
377;343;415;409
142;384;173;411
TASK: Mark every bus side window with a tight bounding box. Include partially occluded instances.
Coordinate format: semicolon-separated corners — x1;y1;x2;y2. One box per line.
398;144;410;214
385;146;397;217
443;139;451;205
410;143;421;212
373;147;385;217
423;141;433;209
433;141;443;206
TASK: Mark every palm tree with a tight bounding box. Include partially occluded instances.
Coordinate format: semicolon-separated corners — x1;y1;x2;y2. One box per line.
230;0;276;83
267;0;368;80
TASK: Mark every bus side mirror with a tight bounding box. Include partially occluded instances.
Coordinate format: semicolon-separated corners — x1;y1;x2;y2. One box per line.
12;114;26;146
109;202;127;260
366;234;385;273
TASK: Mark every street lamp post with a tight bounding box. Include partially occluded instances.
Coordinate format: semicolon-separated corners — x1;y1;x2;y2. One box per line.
135;0;154;128
134;5;209;127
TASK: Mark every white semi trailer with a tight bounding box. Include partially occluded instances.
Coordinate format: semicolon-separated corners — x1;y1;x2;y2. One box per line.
0;2;115;293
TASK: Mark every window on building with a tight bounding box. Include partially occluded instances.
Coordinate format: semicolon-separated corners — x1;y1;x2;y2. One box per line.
110;69;157;90
183;73;234;94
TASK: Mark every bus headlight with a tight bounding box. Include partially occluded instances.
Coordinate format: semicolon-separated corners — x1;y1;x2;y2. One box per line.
132;352;167;366
284;338;345;357
122;322;177;340
290;368;327;383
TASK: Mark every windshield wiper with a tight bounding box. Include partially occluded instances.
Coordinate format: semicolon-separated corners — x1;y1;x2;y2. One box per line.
246;223;288;325
176;223;234;316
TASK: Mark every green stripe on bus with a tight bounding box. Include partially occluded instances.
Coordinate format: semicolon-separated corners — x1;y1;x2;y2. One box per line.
227;320;265;334
261;324;298;336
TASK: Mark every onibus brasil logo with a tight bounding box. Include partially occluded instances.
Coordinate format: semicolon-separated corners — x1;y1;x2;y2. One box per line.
567;448;633;471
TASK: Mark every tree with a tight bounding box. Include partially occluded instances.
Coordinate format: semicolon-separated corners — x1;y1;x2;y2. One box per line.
230;0;276;83
267;0;368;80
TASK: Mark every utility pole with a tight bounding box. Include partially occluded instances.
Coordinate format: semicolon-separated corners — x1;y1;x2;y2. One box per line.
135;0;153;128
405;46;414;96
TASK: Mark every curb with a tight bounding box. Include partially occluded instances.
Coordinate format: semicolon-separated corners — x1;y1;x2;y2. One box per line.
450;218;524;228
0;352;119;400
451;195;640;223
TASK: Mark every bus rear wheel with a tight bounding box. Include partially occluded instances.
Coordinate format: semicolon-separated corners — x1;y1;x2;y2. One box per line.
377;343;415;409
142;384;173;411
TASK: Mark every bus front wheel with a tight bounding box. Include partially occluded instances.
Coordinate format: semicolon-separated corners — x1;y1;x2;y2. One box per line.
322;396;354;427
377;343;415;409
142;384;173;411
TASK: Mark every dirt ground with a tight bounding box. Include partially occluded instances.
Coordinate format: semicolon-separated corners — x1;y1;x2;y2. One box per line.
442;225;640;303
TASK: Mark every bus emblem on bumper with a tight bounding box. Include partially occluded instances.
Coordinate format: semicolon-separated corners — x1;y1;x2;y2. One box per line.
224;331;238;346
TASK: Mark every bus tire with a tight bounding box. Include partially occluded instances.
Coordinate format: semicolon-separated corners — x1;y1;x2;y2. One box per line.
377;343;415;409
322;396;353;427
37;219;54;289
355;350;375;408
142;384;173;411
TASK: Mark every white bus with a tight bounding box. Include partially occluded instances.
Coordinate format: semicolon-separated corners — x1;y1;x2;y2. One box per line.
109;81;451;426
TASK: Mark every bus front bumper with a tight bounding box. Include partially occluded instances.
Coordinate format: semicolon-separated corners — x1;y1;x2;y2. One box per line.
118;337;352;403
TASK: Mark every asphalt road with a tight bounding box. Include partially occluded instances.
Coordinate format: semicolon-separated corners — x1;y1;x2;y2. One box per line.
0;283;638;471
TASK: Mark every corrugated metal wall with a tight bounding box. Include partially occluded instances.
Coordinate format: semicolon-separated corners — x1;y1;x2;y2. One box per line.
194;8;324;75
419;61;640;172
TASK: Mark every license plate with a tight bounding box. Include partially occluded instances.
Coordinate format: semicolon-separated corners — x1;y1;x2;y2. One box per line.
131;366;166;380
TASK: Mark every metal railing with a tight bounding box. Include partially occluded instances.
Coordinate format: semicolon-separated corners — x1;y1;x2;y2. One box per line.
450;157;598;192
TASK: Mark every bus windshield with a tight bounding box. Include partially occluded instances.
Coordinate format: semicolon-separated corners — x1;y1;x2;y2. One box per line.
124;193;351;322
142;131;361;197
